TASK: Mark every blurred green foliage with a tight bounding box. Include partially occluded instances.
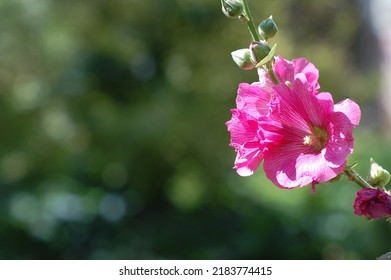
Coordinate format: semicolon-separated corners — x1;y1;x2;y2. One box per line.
0;0;389;259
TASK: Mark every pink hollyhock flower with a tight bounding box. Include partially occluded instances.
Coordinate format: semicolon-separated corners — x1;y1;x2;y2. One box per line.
226;82;270;176
259;79;361;189
353;188;391;220
258;56;320;92
226;55;360;189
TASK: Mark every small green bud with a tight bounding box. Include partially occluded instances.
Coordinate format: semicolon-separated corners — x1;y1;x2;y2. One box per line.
258;16;278;40
221;0;243;19
254;43;277;67
367;158;390;188
250;41;271;64
231;49;255;70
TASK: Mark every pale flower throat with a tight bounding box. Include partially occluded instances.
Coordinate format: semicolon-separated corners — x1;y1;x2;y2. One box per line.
303;126;328;151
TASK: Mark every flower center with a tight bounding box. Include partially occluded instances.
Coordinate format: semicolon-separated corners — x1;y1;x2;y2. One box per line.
303;126;328;151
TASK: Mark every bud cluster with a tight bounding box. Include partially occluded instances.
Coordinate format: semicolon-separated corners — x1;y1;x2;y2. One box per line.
222;8;278;70
352;158;391;221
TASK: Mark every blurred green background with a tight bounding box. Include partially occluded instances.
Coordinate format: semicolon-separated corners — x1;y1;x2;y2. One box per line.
0;0;389;259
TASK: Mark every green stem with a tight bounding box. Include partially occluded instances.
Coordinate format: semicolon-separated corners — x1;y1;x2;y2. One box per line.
266;62;280;85
241;0;261;41
240;0;280;84
343;165;373;189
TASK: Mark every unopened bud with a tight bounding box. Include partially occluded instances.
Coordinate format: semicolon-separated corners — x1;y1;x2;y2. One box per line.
250;41;271;64
258;16;278;40
231;49;255;70
367;158;390;188
221;0;243;19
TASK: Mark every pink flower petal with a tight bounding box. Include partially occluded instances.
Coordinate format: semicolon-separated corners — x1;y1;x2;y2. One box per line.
226;109;264;176
269;81;332;130
236;83;270;118
263;144;344;188
334;98;361;127
226;109;258;147
273;56;320;91
234;142;263;176
257;68;274;91
273;56;294;84
323;111;355;168
292;57;320;90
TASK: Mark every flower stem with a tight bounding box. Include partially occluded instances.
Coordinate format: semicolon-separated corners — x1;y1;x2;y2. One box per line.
343;165;373;189
266;62;280;85
241;0;261;41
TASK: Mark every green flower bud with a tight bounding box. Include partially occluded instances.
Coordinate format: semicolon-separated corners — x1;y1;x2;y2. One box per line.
221;0;243;19
258;16;278;40
231;48;255;70
367;158;390;188
250;41;271;64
